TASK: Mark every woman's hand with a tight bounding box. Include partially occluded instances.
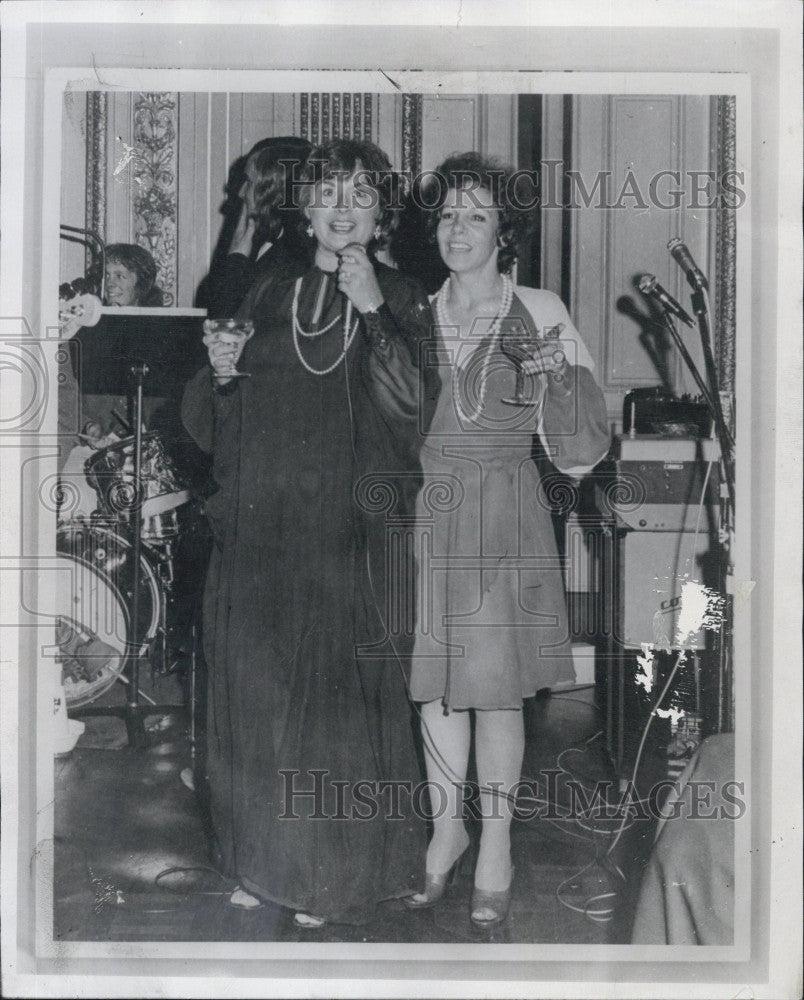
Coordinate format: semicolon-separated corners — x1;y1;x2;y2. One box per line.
228;201;256;258
336;244;385;314
520;326;569;377
203;327;247;383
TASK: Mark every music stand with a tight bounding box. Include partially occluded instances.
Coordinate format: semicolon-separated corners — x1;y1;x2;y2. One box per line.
69;310;207;748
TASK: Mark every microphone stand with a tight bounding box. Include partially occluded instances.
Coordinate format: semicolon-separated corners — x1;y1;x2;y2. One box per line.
60;224;107;301
677;287;735;735
693;290;737;734
659;314;735;454
689;291;736;509
69;363;179;748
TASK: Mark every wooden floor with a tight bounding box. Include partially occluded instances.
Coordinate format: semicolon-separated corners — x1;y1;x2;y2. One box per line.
54;677;653;944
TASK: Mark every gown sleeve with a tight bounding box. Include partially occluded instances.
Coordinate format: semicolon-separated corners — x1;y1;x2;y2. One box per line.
181;266;280;454
540;364;611;474
517;287;610;475
181;368;240;455
359;271;439;436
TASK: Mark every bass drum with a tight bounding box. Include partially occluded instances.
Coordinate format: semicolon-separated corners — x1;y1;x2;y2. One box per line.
56;523;161;708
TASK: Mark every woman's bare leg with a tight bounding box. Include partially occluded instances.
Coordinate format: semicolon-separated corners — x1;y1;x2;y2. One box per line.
418;699;471;875
473;707;524;893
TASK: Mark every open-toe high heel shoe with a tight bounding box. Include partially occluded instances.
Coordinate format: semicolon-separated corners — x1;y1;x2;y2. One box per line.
470;867;514;929
403;843;470;910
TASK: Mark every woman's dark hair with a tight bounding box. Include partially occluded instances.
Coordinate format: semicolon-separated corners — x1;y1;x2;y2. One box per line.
299;139;399;249
246;136;312;245
423;152;533;275
105;243;164;305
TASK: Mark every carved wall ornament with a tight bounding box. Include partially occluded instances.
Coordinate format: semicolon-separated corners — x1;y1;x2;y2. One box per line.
131;92;179;307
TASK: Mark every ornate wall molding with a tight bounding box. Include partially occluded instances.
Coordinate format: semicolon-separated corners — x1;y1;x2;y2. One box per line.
715;95;736;399
299;93;374;143
401;94;423;177
131;92;178;307
84;91;108;271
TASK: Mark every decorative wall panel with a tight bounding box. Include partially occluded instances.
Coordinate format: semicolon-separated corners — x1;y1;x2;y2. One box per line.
715;95;736;399
402;94;423;176
84;91;108;270
131;93;179;307
299;93;374;143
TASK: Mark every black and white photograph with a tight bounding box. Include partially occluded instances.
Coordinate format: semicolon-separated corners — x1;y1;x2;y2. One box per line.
1;3;801;998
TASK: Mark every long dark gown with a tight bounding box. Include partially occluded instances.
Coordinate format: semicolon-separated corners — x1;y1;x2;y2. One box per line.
182;261;437;924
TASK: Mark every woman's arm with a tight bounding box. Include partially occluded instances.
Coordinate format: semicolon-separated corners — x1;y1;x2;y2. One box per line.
540;364;611;474
516;286;610;474
360;271;439;433
181;367;240;455
182;276;267;453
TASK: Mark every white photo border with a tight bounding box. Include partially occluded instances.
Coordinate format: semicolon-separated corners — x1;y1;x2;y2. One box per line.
1;4;801;999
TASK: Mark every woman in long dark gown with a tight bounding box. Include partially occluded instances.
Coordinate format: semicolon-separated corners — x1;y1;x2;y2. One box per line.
182;139;437;927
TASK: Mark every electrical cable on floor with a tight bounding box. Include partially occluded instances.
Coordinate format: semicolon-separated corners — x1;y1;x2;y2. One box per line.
549;447;718;924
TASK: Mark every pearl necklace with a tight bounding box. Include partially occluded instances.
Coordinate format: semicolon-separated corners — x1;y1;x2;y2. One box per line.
435;273;514;422
291;277;359;376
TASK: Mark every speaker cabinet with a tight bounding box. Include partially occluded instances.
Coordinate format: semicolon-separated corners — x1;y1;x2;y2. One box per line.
620;528;714;649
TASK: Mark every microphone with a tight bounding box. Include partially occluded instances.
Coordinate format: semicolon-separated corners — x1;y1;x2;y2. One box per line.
638;274;696;328
667;237;708;291
339;242;368;334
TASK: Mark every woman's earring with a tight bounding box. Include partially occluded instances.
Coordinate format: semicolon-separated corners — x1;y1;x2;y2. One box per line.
306;224;314;238
374;224;382;240
496;235;507;249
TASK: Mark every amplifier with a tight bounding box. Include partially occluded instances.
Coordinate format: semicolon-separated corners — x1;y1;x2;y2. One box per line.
612;435;720;532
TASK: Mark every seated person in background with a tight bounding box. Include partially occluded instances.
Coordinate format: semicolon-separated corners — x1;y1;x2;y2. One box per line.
198;135;312;317
104;242;165;307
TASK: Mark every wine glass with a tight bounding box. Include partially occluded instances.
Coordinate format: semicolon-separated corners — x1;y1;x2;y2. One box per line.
203;318;255;378
500;322;565;406
500;321;542;407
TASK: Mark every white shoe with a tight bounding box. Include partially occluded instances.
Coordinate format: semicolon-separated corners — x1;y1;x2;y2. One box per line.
294;912;326;928
229;887;262;910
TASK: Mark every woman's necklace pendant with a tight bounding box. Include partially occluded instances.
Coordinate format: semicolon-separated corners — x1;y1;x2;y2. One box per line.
292;277;358;376
436;273;514;423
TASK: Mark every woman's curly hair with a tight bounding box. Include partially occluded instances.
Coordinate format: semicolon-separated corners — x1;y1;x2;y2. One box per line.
298;139;400;251
422;152;533;275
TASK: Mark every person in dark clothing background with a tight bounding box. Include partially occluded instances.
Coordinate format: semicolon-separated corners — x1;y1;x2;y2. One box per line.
197;136;312;317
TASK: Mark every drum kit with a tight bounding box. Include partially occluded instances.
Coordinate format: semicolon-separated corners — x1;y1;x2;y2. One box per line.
57;364;204;746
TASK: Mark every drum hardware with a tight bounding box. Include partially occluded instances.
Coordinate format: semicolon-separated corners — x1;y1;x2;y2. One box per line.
56;521;162;708
84;432;191;526
68;364;183;748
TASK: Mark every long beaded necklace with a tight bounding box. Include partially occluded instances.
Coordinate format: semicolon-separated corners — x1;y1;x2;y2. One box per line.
291;276;359;376
434;272;514;422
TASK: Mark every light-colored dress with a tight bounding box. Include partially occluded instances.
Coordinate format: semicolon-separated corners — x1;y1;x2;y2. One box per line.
409;286;609;710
